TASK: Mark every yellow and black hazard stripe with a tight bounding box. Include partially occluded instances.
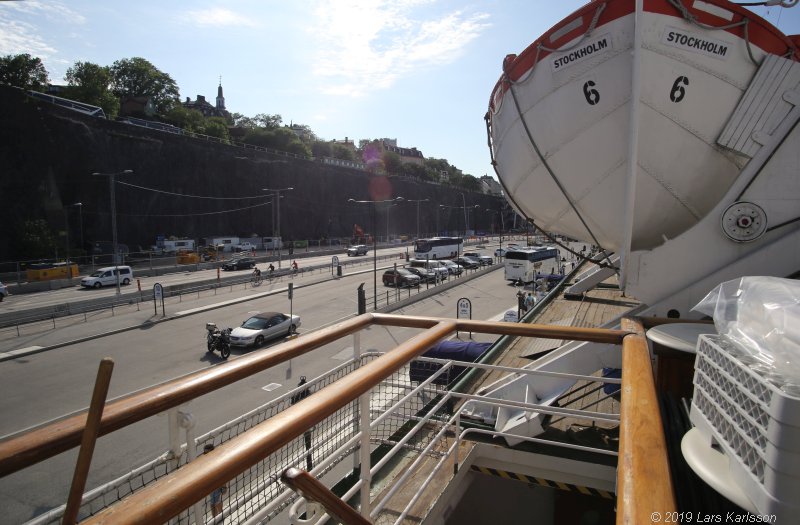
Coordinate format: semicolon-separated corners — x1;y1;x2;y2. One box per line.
470;465;614;499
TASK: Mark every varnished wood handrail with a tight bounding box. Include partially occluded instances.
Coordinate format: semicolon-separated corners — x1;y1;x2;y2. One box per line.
82;321;458;524
616;318;676;525
281;468;372;525
0;314;374;477
0;314;627;477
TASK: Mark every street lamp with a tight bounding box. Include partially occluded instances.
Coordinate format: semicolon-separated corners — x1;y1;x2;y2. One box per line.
404;198;429;240
92;170;133;295
348;196;403;310
262;187;294;268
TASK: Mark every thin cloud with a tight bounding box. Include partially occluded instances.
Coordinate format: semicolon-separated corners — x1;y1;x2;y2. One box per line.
0;1;83;57
311;0;489;97
185;8;259;28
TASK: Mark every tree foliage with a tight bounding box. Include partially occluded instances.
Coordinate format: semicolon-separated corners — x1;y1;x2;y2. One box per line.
0;53;49;91
13;219;56;260
110;57;179;113
64;61;119;118
332;144;355;161
311;141;332;158
382;151;403;175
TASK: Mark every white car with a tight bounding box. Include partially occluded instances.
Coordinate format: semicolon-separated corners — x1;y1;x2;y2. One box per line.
229;312;301;348
494;246;517;257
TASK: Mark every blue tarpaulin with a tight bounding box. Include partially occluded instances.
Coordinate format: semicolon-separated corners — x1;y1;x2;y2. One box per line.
409;340;491;385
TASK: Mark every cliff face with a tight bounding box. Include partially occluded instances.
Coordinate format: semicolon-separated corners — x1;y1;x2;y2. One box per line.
0;86;502;262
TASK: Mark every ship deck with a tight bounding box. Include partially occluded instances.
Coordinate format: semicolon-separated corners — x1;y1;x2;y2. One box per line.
370;271;638;524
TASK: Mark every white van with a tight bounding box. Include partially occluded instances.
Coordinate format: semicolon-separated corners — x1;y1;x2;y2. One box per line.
408;259;449;279
81;266;134;288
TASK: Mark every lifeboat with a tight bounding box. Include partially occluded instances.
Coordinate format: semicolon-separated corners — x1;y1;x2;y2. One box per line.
487;0;799;252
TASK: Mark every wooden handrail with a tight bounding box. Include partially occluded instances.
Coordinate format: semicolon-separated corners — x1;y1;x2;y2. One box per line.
0;314;374;477
0;314;628;477
82;321;458;524
616;318;676;525
281;468;372;525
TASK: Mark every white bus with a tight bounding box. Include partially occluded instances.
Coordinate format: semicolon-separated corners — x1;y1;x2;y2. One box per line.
504;247;559;282
413;237;463;259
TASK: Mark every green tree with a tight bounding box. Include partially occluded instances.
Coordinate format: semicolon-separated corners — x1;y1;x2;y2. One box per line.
110;57;179;113
64;61;119;118
203;117;230;142
382;151;403;175
459;174;482;192
14;219;57;260
0;53;49;91
332;143;355;161
312;141;332;158
253;113;282;129
231;112;258;128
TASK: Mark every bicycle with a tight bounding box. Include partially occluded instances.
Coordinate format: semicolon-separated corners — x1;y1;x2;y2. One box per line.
251;272;263;287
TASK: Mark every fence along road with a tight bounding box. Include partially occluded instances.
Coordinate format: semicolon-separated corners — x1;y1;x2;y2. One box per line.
0;261;511;524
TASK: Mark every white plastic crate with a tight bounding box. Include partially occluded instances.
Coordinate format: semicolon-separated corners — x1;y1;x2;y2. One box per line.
690;334;800;517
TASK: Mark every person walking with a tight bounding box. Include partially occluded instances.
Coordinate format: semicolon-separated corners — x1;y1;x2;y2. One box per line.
203;444;227;517
524;292;535;312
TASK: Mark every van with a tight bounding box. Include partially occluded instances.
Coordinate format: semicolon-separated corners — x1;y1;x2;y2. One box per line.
80;266;134;289
408;259;449;279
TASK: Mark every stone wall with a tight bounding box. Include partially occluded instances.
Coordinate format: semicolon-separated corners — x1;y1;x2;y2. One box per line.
0;86;503;261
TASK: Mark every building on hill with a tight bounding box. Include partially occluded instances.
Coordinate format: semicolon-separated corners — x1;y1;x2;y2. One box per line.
378;139;425;166
331;137;358;155
183;81;230;120
480;175;503;196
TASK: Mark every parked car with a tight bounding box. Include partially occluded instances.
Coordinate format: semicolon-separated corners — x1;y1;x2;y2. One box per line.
454;256;480;269
408;259;449;280
221;257;255;271
494;247;512;257
463;252;493;266
405;266;438;283
229;312;301;348
437;260;463;275
346;244;368;256
382;268;421;288
0;281;8;302
235;241;256;252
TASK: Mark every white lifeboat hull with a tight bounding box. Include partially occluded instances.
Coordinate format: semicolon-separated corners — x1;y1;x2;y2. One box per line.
488;0;798;252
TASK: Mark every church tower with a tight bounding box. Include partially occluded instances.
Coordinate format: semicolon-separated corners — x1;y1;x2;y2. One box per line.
216;77;225;110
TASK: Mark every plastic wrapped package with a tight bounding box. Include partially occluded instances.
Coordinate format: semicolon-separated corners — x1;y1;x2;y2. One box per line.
693;276;800;387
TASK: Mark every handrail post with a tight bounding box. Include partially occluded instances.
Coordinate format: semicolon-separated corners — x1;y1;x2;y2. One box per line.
281;468;372;525
617;318;676;524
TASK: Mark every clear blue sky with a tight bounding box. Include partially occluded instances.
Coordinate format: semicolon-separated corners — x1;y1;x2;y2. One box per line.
2;1;799;180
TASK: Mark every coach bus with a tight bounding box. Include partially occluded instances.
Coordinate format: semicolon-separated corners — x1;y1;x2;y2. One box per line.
413;237;463;259
504;246;559;283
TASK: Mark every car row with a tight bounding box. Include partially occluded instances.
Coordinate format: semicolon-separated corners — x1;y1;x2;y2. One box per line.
382;268;421;287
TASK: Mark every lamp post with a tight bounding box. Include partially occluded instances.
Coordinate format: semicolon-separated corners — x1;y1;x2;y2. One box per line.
440;203;480;256
262;187;294;268
349;196;404;310
460;193;468;237
404;198;429;240
74;202;84;251
92;170;133;295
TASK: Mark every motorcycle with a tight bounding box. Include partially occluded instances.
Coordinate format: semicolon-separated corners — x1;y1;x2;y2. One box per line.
206;322;232;359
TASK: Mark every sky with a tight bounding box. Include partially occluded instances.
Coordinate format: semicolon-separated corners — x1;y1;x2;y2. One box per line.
2;0;799;181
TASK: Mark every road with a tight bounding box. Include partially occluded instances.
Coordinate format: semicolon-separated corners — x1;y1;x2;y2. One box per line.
0;256;520;524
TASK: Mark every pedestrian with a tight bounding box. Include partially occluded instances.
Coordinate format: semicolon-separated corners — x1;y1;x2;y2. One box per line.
203;444;227;517
525;292;535;311
517;289;526;316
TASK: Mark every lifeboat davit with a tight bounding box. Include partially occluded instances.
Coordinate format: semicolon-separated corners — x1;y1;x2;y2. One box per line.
487;0;799;252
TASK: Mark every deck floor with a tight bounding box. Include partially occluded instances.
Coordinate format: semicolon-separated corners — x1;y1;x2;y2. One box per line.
372;271;640;523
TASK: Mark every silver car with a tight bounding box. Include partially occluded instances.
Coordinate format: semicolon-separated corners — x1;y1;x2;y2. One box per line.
229;312;301;348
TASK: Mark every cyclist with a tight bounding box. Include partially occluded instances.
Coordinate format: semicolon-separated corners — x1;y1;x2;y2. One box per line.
291;260;299;275
268;263;275;278
252;266;262;285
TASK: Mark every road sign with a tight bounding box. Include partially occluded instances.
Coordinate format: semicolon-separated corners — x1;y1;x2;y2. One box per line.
503;310;519;323
457;297;472;339
288;282;294;300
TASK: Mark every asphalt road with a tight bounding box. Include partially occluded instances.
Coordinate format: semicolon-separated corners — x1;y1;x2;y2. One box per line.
0;257;519;524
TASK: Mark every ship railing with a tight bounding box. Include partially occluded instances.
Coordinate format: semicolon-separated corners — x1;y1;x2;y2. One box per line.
0;314;673;525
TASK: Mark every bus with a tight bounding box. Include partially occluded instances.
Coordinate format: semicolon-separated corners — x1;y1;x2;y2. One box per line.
413;237;463;259
504;247;559;282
